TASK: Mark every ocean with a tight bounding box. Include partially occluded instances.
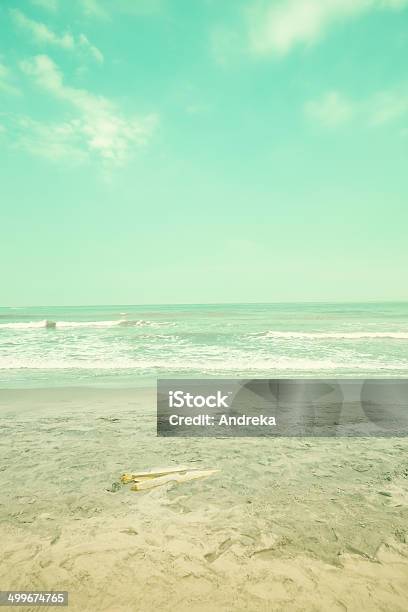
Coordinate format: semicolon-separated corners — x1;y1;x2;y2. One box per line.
1;302;408;388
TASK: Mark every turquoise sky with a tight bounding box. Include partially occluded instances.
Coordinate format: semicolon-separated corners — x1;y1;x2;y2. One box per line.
1;0;407;305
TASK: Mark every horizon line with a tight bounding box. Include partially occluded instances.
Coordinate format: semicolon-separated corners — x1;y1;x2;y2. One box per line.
2;299;408;309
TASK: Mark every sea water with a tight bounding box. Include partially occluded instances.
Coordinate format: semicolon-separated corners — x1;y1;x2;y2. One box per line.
0;303;407;387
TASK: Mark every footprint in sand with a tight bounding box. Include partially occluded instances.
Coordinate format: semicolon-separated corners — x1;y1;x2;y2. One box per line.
204;538;233;563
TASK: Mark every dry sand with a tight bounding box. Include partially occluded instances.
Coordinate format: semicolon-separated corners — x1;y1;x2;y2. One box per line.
0;387;408;611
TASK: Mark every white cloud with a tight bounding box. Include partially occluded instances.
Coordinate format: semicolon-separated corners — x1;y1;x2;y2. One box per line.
80;0;109;19
19;55;157;164
11;9;103;62
12;116;89;162
305;87;408;128
305;91;354;126
79;0;164;19
11;9;74;50
211;26;242;66
30;0;58;12
186;103;211;115
248;0;408;56
78;34;104;63
0;62;20;96
369;89;408;125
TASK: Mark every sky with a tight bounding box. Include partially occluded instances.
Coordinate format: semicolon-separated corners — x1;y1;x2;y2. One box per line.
0;0;407;305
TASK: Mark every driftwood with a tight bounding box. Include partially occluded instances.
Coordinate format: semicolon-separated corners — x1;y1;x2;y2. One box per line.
120;467;219;491
120;466;190;484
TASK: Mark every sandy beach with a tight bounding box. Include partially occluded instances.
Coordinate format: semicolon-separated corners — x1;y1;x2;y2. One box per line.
0;387;407;611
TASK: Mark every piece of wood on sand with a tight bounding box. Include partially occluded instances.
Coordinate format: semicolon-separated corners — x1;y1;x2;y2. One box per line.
120;466;190;484
129;469;220;491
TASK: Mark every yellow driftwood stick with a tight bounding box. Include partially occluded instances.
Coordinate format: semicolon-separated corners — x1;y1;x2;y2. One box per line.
120;466;190;484
130;469;220;491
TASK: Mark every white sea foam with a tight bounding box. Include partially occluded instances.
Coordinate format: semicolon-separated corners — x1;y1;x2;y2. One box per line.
257;330;408;340
1;355;407;372
0;319;170;330
57;320;125;328
0;320;52;330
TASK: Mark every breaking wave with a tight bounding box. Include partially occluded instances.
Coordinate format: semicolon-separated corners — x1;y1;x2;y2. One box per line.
256;330;408;340
0;319;171;330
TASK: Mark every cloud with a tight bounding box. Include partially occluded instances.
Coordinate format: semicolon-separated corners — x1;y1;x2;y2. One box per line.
78;34;104;63
11;9;74;50
0;62;20;96
11;9;103;62
305;87;408;129
10;116;89;162
186;103;211;115
305;91;354;126
79;0;165;19
18;55;157;164
211;26;242;66
80;0;109;19
30;0;58;12
248;0;408;56
369;89;408;125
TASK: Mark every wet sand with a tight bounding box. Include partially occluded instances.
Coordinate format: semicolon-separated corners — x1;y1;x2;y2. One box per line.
0;387;408;611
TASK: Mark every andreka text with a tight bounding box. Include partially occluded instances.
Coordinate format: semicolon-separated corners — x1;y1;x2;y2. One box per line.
168;414;276;427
